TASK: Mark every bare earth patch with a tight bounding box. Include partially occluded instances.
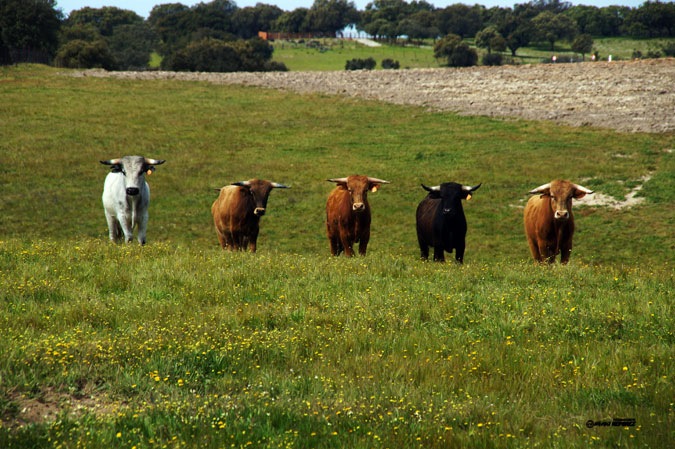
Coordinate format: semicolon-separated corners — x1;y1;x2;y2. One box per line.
575;174;652;209
72;58;675;133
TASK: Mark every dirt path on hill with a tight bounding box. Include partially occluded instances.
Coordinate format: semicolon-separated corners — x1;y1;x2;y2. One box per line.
72;58;675;133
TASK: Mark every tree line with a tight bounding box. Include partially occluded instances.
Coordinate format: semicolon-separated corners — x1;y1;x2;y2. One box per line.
1;0;674;71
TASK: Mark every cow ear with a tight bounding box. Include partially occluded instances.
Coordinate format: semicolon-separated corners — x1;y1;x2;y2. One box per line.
369;183;380;193
232;181;251;188
145;165;155;174
573;185;594;199
110;164;123;173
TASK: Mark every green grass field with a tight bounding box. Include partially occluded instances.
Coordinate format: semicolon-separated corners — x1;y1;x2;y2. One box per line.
0;65;673;448
269;37;675;70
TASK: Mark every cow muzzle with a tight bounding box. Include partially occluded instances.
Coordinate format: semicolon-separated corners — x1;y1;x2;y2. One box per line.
352;202;365;211
555;210;569;220
126;187;140;196
254;207;266;216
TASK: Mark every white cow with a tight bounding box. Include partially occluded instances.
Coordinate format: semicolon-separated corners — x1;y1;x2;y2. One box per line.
100;156;165;244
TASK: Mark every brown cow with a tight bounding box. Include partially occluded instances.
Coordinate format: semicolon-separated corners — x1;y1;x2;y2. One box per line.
524;179;594;264
326;175;390;257
212;179;289;252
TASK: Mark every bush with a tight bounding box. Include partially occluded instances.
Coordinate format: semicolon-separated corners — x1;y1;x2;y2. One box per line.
662;42;675;57
433;34;477;68
345;57;376;70
481;53;503;66
646;49;661;59
54;39;117;70
163;38;283;72
381;58;399;69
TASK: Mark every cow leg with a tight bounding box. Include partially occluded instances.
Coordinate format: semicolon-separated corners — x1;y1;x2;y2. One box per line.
329;236;341;256
560;242;572;265
455;243;465;264
224;232;235;251
358;232;369;256
340;233;355;257
105;211;121;242
537;242;555;264
417;234;429;260
215;229;228;250
527;237;542;262
433;245;445;262
118;213;134;243
136;210;149;245
248;230;259;253
230;231;242;250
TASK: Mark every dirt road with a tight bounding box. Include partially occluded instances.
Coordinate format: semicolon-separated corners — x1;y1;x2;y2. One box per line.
73;58;675;133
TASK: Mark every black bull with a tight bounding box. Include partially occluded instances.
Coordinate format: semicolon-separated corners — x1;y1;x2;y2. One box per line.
415;182;481;263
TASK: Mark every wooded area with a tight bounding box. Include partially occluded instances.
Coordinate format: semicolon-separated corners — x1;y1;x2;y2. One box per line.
1;0;674;71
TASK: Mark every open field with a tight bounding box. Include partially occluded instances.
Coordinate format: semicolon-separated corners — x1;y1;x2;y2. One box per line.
267;37;675;71
79;58;675;133
0;65;674;448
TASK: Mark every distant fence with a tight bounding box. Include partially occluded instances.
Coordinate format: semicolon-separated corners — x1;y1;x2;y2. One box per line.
0;47;51;65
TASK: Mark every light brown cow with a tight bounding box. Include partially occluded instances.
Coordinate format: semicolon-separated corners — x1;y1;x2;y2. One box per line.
212;179;289;252
524;179;594;264
326;175;390;257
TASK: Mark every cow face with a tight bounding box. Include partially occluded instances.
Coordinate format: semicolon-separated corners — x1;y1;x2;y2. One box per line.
528;180;593;221
232;179;290;216
101;156;165;196
422;182;481;217
328;175;390;212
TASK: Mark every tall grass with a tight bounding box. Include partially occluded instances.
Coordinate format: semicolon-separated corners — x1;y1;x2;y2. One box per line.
0;65;673;448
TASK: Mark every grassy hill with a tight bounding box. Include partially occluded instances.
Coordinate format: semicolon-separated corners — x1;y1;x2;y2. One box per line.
0;65;673;448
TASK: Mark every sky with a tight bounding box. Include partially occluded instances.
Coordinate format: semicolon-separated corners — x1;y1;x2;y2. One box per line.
55;0;649;19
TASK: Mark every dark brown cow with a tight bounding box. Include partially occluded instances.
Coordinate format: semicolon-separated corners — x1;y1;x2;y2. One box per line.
326;175;390;257
524;179;594;264
212;179;289;252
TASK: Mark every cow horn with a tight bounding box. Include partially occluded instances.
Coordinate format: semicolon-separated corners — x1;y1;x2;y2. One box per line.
573;184;594;194
327;178;349;183
231;181;251;186
528;183;551;194
144;158;165;165
422;184;440;192
462;183;481;192
367;177;390;184
100;158;122;165
271;182;290;189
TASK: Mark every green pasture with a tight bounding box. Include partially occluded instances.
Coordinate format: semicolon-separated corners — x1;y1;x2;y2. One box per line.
0;65;673;448
272;39;439;71
268;37;675;70
148;37;675;71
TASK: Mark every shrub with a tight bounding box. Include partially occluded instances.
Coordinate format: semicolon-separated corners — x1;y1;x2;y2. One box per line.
345;57;376;70
165;39;242;72
54;39;117;70
433;34;477;68
482;53;503;66
381;58;399;69
646;49;661;59
662;42;675;57
163;38;283;72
